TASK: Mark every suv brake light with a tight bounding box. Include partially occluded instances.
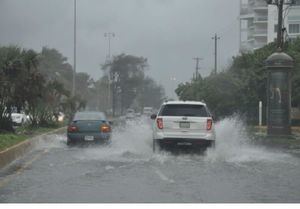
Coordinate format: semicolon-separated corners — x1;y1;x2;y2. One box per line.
156;118;163;129
207;119;213;131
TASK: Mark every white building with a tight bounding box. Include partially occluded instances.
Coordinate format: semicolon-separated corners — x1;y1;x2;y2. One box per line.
240;0;300;52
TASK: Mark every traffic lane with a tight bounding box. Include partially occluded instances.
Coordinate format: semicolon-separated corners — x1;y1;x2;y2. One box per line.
0;147;247;202
0;134;300;202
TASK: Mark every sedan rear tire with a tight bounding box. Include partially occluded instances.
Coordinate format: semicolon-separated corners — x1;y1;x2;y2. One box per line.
67;138;74;146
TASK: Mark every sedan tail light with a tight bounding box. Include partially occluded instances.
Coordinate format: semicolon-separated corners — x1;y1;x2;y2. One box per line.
207;119;213;131
156;118;163;129
100;124;111;133
68;125;79;132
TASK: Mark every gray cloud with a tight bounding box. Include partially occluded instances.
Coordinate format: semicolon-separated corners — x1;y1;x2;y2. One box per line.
0;0;239;98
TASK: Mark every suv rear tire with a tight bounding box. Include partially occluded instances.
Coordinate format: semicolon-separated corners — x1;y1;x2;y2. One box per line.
153;139;159;153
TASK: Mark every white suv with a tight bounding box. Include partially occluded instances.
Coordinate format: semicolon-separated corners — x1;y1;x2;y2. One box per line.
151;101;215;152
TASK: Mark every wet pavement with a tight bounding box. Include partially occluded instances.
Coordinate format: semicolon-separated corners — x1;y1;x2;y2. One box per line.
0;118;300;203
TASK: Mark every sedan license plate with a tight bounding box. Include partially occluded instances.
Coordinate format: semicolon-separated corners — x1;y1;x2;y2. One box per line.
179;122;190;129
84;136;94;141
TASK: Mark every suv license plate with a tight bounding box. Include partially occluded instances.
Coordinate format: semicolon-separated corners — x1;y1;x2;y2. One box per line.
84;136;94;141
179;122;190;128
177;142;192;146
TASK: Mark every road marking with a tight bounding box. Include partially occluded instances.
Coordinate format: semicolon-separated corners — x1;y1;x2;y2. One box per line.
154;169;174;183
0;149;48;189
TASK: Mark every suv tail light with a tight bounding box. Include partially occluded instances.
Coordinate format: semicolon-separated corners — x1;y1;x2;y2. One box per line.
207;119;213;131
156;118;163;129
68;125;78;132
100;124;111;133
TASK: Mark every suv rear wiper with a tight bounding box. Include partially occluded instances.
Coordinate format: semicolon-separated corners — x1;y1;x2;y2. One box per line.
182;114;196;117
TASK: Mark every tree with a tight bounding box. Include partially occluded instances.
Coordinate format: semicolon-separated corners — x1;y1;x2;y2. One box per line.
102;54;148;114
0;46;43;131
37;47;73;91
138;77;165;109
0;45;88;131
176;38;300;123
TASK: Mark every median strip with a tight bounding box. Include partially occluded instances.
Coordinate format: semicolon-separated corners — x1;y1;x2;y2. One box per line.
0;126;66;169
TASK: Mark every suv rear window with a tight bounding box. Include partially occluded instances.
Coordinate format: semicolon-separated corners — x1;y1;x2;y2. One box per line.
159;104;210;117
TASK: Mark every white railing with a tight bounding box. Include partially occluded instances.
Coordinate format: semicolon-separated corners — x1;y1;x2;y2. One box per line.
254;29;268;35
254;16;268;22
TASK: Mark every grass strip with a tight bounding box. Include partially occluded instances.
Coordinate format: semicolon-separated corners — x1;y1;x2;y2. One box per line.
0;124;64;152
0;134;27;151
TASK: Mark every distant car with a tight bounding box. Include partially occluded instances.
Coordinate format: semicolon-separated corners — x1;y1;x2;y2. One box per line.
135;112;142;117
58;112;65;122
143;107;153;116
151;101;215;152
125;109;135;120
67;111;112;145
11;112;29;126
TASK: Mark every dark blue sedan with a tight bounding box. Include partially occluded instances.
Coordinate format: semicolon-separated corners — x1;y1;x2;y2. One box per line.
67;111;112;145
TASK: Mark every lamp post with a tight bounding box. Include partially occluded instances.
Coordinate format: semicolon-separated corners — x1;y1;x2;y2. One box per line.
72;0;77;97
104;32;115;61
170;76;177;99
104;32;115;116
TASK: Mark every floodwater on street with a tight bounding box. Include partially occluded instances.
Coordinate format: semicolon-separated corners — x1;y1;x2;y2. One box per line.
0;117;300;203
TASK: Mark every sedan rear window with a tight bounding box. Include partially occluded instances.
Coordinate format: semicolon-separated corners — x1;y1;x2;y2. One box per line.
73;112;106;121
159;104;210;117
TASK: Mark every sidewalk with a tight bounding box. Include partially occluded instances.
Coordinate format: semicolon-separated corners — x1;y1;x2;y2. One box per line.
254;126;300;135
252;126;300;149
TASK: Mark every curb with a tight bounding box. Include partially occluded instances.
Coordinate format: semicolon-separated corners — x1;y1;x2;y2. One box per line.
0;127;66;169
254;126;300;134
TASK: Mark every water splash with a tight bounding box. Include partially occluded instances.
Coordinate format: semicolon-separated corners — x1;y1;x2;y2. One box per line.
205;116;294;164
34;116;296;166
75;118;154;163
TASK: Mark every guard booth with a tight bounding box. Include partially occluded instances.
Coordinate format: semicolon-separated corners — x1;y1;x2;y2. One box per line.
265;51;294;136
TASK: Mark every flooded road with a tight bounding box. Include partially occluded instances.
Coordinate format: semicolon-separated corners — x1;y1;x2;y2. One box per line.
0;118;300;203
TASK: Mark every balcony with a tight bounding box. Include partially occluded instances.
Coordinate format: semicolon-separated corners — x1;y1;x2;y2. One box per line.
240;4;254;15
253;43;267;50
253;1;267;10
240;42;255;52
253;29;268;37
254;16;268;23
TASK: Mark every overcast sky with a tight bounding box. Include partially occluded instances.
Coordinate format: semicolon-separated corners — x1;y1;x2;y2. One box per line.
0;0;240;98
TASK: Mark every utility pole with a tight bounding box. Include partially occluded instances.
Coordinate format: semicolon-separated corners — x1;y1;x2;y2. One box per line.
104;32;115;116
266;0;297;49
277;0;284;49
72;0;77;97
193;57;202;80
212;33;220;75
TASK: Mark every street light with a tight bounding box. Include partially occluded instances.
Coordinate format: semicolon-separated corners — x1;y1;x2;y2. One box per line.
104;32;115;62
170;76;177;99
72;0;77;97
104;32;115;116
